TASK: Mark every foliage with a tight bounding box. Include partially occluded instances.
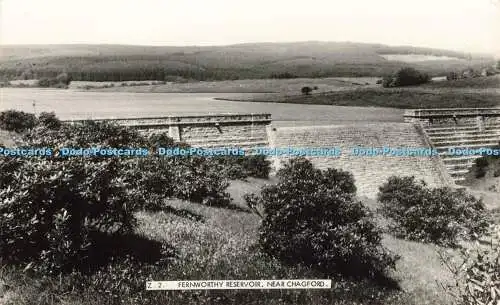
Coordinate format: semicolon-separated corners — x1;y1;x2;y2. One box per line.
24;120;148;149
0;109;37;132
270;72;298;79
170;156;232;206
24;120;233;208
377;176;489;246
438;229;500;305
0;115;238;274
382;67;430;87
0;157;136;274
211;155;271;179
247;157;397;279
469;151;500;180
37;111;62;129
474;157;490;178
37;73;72;88
301;86;313;95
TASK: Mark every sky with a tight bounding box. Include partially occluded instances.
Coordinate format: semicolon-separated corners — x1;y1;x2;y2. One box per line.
1;0;499;56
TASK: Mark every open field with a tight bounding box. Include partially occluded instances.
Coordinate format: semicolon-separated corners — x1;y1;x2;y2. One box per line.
80;77;380;94
422;75;500;89
215;87;500;109
1;177;498;305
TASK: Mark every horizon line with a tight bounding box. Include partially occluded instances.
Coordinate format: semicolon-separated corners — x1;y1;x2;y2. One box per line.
0;40;496;57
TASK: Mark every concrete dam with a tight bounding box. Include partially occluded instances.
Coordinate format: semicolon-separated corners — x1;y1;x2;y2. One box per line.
65;109;500;199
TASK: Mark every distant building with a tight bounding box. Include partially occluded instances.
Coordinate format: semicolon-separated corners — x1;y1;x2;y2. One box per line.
431;76;447;82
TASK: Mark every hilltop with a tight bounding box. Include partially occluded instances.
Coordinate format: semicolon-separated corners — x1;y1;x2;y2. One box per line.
0;42;495;81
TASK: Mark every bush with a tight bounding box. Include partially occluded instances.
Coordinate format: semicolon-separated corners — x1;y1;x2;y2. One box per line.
55;73;72;85
37;73;71;88
25;119;233;208
382;67;430;88
170;156;231;206
212;155;271;179
472;154;500;179
0;157;136;274
0;109;37;132
301;86;313;95
377;176;489;246
438;230;500;305
37;111;62;129
247;158;397;279
0;116;238;274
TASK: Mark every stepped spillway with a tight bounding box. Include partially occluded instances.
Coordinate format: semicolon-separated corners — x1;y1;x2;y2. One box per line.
405;108;500;183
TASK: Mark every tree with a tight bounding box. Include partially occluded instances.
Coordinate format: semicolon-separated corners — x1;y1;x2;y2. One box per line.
56;72;72;85
382;67;430;87
301;86;313;95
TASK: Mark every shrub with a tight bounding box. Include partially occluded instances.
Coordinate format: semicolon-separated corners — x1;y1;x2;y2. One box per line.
377;176;489;246
55;73;72;85
170;156;231;206
37;111;62;129
438;229;500;305
25;120;148;149
494;168;500;177
25;119;232;208
301;86;313;95
382;67;430;87
472;154;500;179
0;109;37;132
212;155;271;179
37;77;52;87
126;156;175;211
37;73;71;88
0;157;136;274
248;158;397;279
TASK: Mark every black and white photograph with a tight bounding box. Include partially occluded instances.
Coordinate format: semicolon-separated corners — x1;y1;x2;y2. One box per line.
0;0;499;304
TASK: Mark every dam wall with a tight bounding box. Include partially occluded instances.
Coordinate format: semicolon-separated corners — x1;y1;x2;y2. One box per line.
64;111;500;198
269;123;450;199
64;113;272;149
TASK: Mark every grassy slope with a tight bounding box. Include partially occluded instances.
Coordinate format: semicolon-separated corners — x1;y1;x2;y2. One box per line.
422;75;500;89
215;87;500;109
202;75;500;108
0;42;495;80
5;178;497;305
